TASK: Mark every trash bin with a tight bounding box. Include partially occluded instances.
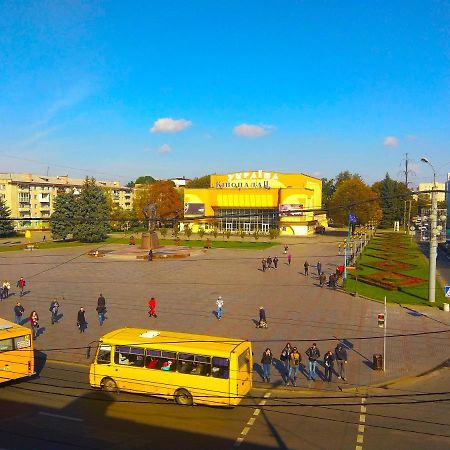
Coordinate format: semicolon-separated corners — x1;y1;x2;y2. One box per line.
443;303;449;312
373;354;383;370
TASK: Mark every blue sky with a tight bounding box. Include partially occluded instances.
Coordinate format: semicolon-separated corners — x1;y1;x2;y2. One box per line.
0;0;449;185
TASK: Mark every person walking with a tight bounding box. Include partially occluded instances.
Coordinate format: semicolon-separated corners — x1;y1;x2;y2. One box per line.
261;258;267;272
258;306;267;328
280;343;292;383
216;296;223;320
148;297;157;318
287;253;292;265
306;343;320;381
261;348;273;382
14;302;24;325
335;343;348;381
17;277;26;297
317;261;322;276
77;307;87;333
304;260;309;276
147;249;153;261
288;346;302;386
2;280;10;299
273;256;279;269
96;293;107;325
30;311;39;340
324;350;334;382
266;256;272;269
49;299;60;325
319;272;327;287
284;244;288;254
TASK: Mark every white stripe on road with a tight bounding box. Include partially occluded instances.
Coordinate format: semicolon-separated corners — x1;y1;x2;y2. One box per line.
355;397;367;450
38;412;83;422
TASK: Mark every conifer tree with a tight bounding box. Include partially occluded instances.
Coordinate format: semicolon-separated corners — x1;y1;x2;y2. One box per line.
50;191;77;240
0;197;15;237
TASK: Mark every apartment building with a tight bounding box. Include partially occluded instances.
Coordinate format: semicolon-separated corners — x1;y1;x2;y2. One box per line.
0;173;133;229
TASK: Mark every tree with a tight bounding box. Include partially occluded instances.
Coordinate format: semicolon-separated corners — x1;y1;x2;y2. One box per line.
133;181;183;221
198;227;206;239
0;197;15;237
321;177;336;209
135;175;156;185
50;191;77;240
159;227;168;238
372;173;412;228
183;224;193;240
110;204;134;231
268;228;280;240
73;178;110;242
186;175;211;188
335;171;362;188
328;178;382;226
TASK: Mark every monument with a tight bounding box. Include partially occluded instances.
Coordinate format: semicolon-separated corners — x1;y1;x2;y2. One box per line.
140;204;160;250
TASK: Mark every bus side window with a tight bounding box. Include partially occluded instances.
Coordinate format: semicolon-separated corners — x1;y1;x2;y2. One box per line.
193;355;211;376
161;351;176;371
97;345;112;364
212;357;229;379
145;349;161;369
177;353;195;373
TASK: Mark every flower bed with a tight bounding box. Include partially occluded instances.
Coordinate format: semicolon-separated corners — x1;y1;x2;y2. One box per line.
359;271;426;290
366;260;416;271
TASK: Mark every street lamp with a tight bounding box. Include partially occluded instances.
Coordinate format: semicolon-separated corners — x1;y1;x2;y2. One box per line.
420;156;437;303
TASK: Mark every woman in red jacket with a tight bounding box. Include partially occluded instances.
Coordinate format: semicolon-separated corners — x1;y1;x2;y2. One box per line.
148;298;157;318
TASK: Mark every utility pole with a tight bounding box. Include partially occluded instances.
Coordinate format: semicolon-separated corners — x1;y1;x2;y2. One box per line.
401;153;415;188
429;185;437;302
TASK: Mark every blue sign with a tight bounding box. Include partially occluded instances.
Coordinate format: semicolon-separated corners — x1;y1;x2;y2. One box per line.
349;214;357;224
445;286;450;298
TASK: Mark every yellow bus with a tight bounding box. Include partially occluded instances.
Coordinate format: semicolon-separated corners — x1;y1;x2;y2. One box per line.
89;328;252;407
0;317;35;383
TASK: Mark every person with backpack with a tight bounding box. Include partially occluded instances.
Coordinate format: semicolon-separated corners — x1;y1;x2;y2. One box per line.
49;299;60;325
260;348;273;383
279;343;292;383
324;350;334;382
288;347;302;386
96;293;107;325
14;302;24;324
306;343;320;381
17;277;26;297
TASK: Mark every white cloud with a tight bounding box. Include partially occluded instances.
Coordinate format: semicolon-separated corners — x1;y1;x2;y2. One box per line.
150;118;192;133
233;123;272;138
383;136;399;147
158;144;172;154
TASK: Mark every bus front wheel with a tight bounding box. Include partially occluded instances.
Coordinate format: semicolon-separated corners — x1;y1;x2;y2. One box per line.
101;377;118;393
174;388;193;406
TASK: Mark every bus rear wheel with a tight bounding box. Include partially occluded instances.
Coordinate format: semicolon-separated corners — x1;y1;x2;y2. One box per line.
174;388;193;406
101;377;118;393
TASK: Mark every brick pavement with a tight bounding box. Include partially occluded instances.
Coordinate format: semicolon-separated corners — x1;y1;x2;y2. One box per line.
1;234;449;391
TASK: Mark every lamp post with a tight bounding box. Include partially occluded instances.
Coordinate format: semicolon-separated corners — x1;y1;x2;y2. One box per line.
420;157;437;303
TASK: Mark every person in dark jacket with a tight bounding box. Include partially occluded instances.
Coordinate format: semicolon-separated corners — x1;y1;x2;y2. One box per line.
273;256;279;269
316;261;322;276
30;311;39;340
266;256;272;269
305;343;321;380
335;343;348;381
14;302;24;324
261;348;273;382
49;299;60;324
324;350;334;382
279;342;292;383
304;260;309;276
96;294;107;326
319;272;327;287
77;307;87;333
261;258;267;272
258;306;267;328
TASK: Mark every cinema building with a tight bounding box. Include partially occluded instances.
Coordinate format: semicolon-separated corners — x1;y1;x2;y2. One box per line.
183;171;325;236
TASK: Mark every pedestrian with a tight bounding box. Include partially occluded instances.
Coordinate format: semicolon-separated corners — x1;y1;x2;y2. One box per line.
148;249;153;261
289;347;302;386
17;277;26;297
14;302;24;325
317;261;322;276
216;296;223;320
266;256;272;269
148;297;157;318
328;273;336;289
2;280;10;299
42;235;46;242
319;272;327;287
77;307;87;333
96;293;107;325
280;343;292;383
304;260;309;276
287;253;292;265
261;258;267;272
30;310;39;340
284;244;288;254
258;306;267;328
324;350;334;382
260;348;273;382
49;299;60;325
305;343;320;380
335;343;348;381
273;256;279;269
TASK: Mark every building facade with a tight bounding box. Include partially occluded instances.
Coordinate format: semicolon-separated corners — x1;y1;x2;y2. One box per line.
418;182;446;203
0;173;133;229
183;170;325;236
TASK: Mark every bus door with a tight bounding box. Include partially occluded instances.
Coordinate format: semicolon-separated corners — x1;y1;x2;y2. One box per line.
236;347;252;401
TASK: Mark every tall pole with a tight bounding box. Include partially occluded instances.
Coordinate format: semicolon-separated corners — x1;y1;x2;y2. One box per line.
383;296;387;372
343;217;351;281
429;185;437;302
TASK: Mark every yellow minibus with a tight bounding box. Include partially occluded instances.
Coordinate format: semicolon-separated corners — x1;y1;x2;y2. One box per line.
89;328;252;406
0;317;35;383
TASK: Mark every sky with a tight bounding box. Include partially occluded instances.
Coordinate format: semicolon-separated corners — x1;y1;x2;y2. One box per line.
0;0;449;185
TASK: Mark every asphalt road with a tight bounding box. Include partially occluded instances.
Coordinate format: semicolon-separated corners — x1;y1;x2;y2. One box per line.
0;362;449;450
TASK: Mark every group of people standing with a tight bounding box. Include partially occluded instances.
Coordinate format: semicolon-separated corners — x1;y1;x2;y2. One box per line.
261;342;348;385
261;256;280;272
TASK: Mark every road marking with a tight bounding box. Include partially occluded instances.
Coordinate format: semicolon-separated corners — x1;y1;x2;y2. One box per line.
232;392;271;448
358;425;365;433
360;405;367;413
359;415;366;423
355;397;367;450
38;412;83;422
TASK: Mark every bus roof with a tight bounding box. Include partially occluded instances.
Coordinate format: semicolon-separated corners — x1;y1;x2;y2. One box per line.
99;328;249;355
0;317;31;337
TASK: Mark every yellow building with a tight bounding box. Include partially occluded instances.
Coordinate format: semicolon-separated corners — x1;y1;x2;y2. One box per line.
0;173;133;230
184;170;325;236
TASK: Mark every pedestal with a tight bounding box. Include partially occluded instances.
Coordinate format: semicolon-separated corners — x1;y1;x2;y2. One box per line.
140;232;160;250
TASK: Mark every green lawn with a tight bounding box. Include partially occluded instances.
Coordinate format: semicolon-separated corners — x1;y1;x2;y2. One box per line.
345;232;446;307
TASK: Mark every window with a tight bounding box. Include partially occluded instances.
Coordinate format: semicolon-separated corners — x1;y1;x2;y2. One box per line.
238;348;251;372
115;346;145;366
211;357;229;379
14;335;31;349
96;345;111;364
0;338;14;352
145;349;176;371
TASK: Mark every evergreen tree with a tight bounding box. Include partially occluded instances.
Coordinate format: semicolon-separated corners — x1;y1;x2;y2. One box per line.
73;178;110;242
0;197;15;237
50;191;77;240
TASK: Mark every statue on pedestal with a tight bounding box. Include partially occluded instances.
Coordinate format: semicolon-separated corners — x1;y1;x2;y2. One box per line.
140;203;160;250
